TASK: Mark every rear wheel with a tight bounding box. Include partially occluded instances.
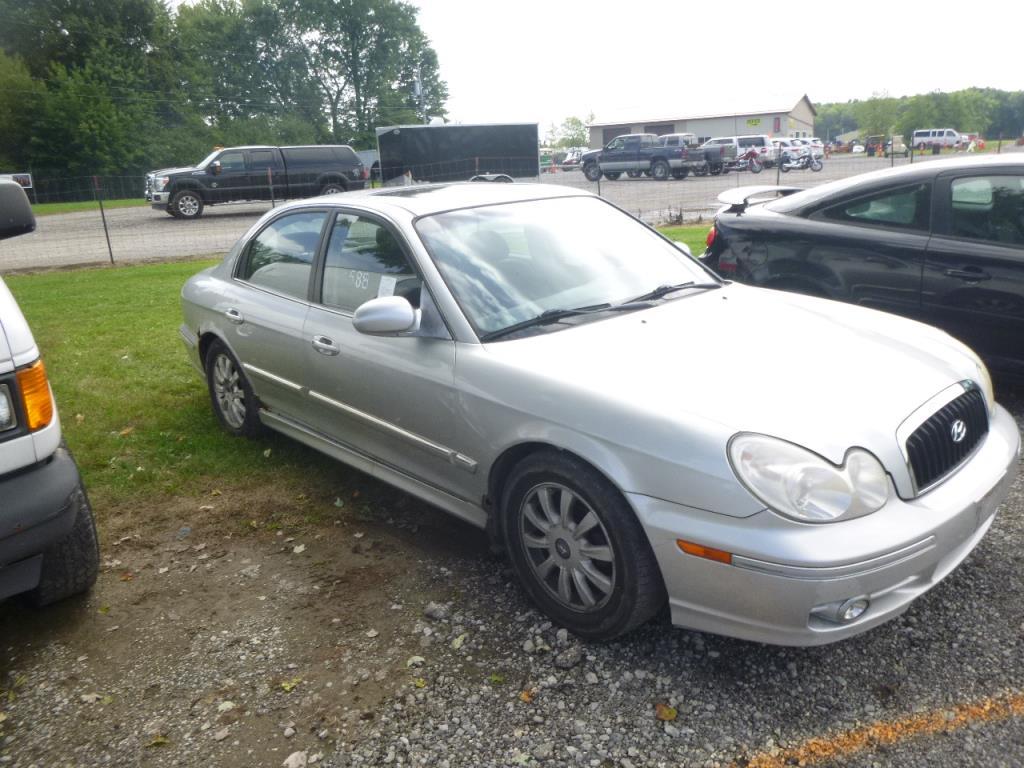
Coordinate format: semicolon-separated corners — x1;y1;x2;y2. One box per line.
205;339;263;437
604;172;621;180
320;181;346;195
626;170;643;178
501;451;666;640
650;160;670;181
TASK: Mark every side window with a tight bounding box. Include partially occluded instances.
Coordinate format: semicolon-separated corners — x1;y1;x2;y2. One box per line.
238;211;327;299
607;137;625;150
321;215;420;312
249;150;279;170
218;151;246;171
822;184;931;231
950;176;1024;247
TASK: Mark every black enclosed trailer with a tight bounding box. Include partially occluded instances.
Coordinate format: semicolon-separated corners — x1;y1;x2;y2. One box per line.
376;123;539;183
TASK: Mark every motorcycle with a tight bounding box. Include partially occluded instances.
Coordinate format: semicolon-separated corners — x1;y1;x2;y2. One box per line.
778;149;823;173
732;147;764;174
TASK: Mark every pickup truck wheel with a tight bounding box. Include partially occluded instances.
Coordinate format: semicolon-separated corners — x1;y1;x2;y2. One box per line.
671;168;689;180
604;172;621;180
583;164;602;182
320;182;346;195
650;160;670;181
693;164;708;177
501;450;666;640
170;189;204;219
626;170;643;178
26;483;99;607
205;340;264;438
709;164;723;176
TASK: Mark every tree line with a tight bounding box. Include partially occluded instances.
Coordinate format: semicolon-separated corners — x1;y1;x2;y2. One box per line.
815;89;1024;143
0;0;448;177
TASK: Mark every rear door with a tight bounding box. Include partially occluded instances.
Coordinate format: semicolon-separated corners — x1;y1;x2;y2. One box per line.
247;149;284;202
922;169;1024;373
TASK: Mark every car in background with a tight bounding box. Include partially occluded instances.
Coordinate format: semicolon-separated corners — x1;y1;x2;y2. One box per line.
886;136;909;158
800;137;826;159
772;138;809;161
0;180;100;606
911;128;962;150
702;155;1024;381
180;182;1019;646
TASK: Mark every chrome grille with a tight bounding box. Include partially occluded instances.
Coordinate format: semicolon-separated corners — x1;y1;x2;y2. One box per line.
906;388;988;491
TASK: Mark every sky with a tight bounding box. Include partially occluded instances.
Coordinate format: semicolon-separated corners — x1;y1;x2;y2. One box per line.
408;0;1021;132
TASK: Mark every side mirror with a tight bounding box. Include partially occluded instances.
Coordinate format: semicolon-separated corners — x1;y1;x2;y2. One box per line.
211;161;222;176
353;296;420;336
0;180;35;241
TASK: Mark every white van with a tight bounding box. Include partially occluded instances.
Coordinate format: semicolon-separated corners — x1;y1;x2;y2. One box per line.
911;128;961;149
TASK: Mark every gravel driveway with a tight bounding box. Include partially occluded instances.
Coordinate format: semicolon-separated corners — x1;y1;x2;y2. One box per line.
2;396;1021;768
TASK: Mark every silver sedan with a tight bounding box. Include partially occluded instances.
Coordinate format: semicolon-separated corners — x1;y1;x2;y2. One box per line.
180;183;1020;645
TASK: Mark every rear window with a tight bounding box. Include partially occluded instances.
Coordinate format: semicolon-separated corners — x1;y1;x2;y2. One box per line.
281;146;357;166
332;146;359;164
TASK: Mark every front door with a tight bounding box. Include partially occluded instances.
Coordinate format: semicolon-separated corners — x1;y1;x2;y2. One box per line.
922;171;1024;374
301;212;466;494
210;149;249;203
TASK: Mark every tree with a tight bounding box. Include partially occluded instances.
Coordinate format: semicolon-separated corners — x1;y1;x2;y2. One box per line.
555;115;590;148
0;51;43;169
288;0;447;146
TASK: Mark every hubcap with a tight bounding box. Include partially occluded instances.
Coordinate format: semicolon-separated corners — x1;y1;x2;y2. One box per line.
519;483;616;612
178;195;199;216
212;354;246;428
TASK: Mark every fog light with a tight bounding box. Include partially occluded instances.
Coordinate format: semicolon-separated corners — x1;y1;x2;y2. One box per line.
838;597;869;622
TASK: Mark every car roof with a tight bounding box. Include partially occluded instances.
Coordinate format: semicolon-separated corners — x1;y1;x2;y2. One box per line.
766;155;1024;214
274;182;588;219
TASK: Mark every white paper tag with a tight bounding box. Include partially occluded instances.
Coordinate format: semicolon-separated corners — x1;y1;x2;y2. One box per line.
377;275;397;298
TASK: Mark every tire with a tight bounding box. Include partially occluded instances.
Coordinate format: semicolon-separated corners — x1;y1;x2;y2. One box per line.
671;169;687;180
626;170;643;178
26;483;99;607
693;164;708;177
810;157;823;172
749;159;763;174
500;450;666;640
205;339;263;438
709;164;723;176
779;163;790;173
320;181;346;195
650;160;670;181
583;164;602;182
170;189;204;219
604;172;621;180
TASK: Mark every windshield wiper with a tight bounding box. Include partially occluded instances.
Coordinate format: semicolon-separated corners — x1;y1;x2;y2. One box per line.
625;281;723;303
479;302;645;342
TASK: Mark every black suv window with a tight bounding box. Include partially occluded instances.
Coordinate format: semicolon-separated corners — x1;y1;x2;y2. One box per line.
321;215;419;313
822;184;931;231
238;211;327;299
950;176;1024;247
218;151;245;171
249;149;279;170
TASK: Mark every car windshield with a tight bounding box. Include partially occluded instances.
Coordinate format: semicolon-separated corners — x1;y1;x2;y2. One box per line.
415;196;712;339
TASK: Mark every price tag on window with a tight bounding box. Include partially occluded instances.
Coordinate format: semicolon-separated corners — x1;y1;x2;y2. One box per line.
377;275;397;298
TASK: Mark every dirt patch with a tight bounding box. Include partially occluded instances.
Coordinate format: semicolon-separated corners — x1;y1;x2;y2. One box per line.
0;480;491;767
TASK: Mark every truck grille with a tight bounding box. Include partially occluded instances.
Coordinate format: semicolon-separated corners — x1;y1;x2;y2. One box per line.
906;388;988;491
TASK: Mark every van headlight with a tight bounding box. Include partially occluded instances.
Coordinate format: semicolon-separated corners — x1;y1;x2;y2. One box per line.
729;434;889;523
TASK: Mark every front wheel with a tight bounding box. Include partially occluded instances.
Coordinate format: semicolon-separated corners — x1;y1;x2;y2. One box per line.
205;339;263;437
810;157;823;172
749;159;763;174
779;163;790;173
26;482;99;607
583;164;602;182
170;189;204;219
501;451;666;640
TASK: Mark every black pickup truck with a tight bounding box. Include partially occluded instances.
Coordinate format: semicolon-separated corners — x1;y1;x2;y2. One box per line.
581;133;728;182
145;145;368;219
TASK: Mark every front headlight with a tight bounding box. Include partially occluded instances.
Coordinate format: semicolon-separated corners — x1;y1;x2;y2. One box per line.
157;176;171;191
729;434;889;523
0;384;16;431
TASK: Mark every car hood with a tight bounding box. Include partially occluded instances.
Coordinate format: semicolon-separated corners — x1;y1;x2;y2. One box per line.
481;283;980;471
148;166;199;177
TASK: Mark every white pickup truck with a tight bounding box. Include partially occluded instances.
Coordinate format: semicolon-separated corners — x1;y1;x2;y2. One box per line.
0;180;99;605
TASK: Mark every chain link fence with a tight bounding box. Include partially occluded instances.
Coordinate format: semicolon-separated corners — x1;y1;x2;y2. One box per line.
2;144;1019;272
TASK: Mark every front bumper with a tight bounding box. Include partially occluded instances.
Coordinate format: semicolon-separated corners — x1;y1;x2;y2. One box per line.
631;404;1021;646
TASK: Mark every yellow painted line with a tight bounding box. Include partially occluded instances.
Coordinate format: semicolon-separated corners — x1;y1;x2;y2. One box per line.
735;690;1024;768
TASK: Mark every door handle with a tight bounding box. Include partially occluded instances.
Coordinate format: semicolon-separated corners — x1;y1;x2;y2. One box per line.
312;335;340;356
943;267;990;281
224;308;244;324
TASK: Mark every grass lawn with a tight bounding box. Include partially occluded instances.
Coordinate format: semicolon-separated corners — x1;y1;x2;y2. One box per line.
32;199;149;217
4;261;339;508
658;223;711;255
